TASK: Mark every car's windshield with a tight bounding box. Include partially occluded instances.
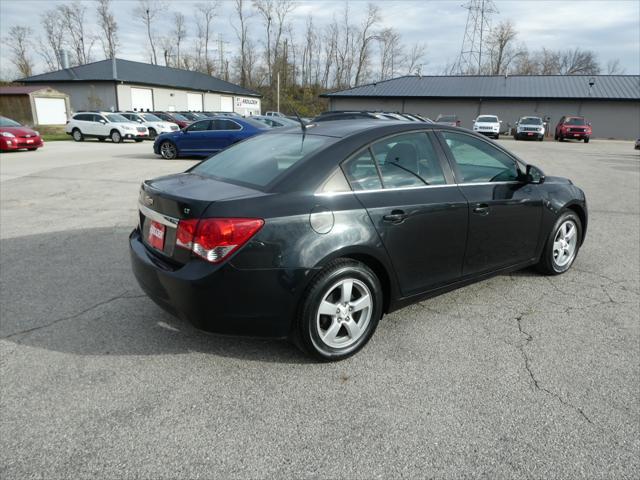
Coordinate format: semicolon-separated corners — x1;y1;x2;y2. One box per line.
191;133;334;188
170;113;188;121
438;115;456;122
565;117;586;125
0;116;21;127
180;113;199;121
520;117;542;125
106;114;130;123
477;116;498;123
142;113;162;122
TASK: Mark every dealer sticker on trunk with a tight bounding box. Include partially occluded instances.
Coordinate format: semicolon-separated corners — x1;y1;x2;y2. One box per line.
148;221;166;250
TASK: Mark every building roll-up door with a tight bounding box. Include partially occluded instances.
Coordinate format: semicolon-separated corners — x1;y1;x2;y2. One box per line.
220;96;233;112
187;93;203;111
33;97;68;125
131;87;154;111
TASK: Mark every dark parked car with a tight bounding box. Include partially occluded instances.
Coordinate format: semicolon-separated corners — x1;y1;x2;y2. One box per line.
131;121;588;360
435;114;461;127
153;112;192;129
555;116;592;143
153;116;269;159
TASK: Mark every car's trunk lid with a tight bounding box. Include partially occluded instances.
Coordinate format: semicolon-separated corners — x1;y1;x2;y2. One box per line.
138;173;264;264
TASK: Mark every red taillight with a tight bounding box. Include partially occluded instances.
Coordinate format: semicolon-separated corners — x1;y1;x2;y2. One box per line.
176;218;264;263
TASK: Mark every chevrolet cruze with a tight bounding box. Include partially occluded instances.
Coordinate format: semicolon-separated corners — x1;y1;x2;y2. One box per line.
130;121;588;360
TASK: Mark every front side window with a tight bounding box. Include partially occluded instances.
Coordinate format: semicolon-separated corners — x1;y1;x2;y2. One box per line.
442;131;520;183
187;120;212;132
371;132;446;188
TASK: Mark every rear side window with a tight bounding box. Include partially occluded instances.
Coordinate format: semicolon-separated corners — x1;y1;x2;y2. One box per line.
191;133;333;188
371;132;446;187
212;119;241;130
74;114;92;121
342;149;383;191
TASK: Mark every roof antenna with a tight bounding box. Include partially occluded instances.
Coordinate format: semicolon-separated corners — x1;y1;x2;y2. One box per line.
293;109;306;150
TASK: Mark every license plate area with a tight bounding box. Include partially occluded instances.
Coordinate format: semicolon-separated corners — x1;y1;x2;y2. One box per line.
148;221;166;250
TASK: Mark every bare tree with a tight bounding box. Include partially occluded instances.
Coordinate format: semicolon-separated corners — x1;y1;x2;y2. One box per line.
606;58;625;74
406;42;426;75
159;36;175;67
535;48;561;74
4;26;34;77
173;12;187;67
59;1;95;65
232;0;251;86
353;3;380;86
485;20;520;75
253;0;274;83
96;0;118;59
377;27;403;80
40;9;66;70
135;0;165;65
195;2;218;74
558;48;601;75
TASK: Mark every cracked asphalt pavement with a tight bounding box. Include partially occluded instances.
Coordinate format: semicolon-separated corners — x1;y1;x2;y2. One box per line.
1;138;639;479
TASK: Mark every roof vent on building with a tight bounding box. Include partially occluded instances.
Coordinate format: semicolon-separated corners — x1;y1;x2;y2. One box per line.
60;50;70;69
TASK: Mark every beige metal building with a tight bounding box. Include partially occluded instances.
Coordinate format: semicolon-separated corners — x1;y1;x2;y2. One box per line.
20;58;262;116
322;75;640;139
0;86;71;126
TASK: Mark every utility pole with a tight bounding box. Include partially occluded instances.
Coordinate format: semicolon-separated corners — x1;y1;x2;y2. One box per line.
277;71;280;113
453;0;497;74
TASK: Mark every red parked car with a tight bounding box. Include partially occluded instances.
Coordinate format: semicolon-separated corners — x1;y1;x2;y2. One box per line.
0;116;44;151
555;116;592;143
152;111;192;129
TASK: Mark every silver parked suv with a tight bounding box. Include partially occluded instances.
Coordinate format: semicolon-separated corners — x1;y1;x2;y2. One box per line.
65;112;149;143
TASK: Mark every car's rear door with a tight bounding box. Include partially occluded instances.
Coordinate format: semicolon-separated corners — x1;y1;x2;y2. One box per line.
342;131;468;297
436;130;544;276
210;119;244;152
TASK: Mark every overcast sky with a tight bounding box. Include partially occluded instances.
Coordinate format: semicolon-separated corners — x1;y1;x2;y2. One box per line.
1;0;638;79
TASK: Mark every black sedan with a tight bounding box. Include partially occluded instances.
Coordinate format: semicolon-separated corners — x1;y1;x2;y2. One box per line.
130;121;588;360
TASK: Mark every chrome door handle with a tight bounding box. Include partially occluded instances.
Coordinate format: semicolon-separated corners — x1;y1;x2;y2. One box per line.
472;204;490;215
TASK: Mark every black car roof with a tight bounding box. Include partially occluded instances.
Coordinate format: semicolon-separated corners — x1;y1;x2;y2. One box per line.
304;119;421;138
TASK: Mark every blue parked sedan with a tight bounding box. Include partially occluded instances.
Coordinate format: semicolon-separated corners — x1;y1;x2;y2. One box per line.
153;116;269;159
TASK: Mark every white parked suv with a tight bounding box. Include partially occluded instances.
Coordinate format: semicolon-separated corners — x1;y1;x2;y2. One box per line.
472;115;502;139
65;112;149;143
120;112;180;139
514;116;545;141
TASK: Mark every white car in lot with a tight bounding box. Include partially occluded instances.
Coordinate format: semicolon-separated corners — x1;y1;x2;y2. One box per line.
514;116;545;141
65;112;149;143
120;112;180;139
473;115;502;139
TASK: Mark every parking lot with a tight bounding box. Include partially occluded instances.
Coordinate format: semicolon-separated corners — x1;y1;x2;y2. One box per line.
1;138;638;478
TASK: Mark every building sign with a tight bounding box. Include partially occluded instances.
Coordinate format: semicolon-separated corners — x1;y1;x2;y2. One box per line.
235;97;260;108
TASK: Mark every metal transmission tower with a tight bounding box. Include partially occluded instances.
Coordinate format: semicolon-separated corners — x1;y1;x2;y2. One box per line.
453;0;498;74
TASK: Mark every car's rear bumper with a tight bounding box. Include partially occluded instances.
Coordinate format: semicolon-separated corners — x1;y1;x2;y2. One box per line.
129;229;304;338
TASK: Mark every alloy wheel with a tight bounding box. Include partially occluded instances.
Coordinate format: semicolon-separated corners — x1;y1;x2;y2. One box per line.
552;220;578;268
316;278;372;349
111;131;121;143
161;142;177;159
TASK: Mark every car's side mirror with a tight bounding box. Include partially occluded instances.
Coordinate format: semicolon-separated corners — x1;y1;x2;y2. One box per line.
499;120;503;123
99;119;106;124
138;119;143;123
526;164;545;184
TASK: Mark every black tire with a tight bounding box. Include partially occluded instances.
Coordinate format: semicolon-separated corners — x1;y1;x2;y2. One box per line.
558;134;564;142
536;211;582;275
160;140;178;159
584;137;590;143
72;128;84;142
514;134;519;141
98;138;106;142
110;130;122;143
539;136;544;142
27;148;38;151
134;139;144;142
495;134;500;140
148;128;157;139
293;259;383;361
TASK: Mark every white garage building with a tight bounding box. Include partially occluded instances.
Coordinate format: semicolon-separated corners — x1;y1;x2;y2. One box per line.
0;86;71;126
20;58;262;116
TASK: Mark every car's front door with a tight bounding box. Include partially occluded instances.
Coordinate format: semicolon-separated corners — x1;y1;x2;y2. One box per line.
91;114;108;136
177;120;213;154
437;130;544;276
342;131;468;297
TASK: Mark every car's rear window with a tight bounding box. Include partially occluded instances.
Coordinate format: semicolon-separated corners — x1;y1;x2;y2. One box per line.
191;133;333;188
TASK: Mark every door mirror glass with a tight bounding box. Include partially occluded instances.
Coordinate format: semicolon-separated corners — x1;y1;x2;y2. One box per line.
99;119;106;124
526;164;545;184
